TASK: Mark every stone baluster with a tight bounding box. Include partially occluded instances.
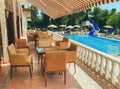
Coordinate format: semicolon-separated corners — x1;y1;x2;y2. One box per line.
85;49;89;64
100;57;106;76
105;59;112;81
88;51;92;66
91;52;96;69
95;54;101;72
111;62;120;88
116;63;120;89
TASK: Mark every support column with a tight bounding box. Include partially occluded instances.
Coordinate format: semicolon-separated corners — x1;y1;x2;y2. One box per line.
0;0;9;63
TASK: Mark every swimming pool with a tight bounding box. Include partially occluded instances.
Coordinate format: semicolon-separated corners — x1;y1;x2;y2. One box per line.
65;35;120;54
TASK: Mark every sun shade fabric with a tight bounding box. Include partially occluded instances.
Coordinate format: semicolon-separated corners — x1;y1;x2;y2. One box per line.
24;0;119;19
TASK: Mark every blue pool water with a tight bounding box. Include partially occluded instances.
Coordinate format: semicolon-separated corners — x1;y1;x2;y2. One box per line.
65;35;120;54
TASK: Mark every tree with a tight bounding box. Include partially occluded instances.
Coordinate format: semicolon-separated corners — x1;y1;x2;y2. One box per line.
98;9;109;28
110;8;116;15
91;7;102;23
31;5;38;29
107;12;120;29
40;13;50;28
61;16;69;25
28;5;120;31
51;18;62;26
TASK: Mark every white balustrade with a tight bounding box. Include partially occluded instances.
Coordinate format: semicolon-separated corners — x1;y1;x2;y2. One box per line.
51;32;120;89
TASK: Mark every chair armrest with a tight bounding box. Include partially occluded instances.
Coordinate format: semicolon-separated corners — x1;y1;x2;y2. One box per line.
55;40;63;47
16;49;29;55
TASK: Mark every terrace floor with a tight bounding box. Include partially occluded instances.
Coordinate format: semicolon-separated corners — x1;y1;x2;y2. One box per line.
0;41;103;89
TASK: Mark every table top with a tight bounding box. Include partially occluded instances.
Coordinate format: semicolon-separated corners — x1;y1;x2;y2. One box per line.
36;47;45;54
36;46;61;55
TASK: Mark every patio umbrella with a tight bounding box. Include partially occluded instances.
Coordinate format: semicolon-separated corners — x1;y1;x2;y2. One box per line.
73;25;80;28
59;25;66;28
81;21;92;26
48;24;57;31
59;25;66;31
48;24;57;28
103;25;113;29
67;25;73;29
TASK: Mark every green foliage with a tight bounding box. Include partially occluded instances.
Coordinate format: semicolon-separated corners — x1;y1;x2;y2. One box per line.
28;5;120;30
51;18;62;26
110;8;116;15
90;7;102;24
98;9;109;28
30;5;38;29
107;12;120;29
61;16;69;25
40;13;50;28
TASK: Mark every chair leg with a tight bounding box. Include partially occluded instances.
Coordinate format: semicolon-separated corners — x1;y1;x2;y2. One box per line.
41;55;44;70
74;62;76;73
38;55;40;64
31;58;33;71
58;72;62;75
41;55;42;69
10;66;12;79
29;66;32;78
45;73;47;87
64;71;66;84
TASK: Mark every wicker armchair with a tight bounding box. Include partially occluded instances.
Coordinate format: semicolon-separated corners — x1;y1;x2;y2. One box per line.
59;41;69;50
15;38;29;49
27;32;35;42
7;43;33;79
15;38;29;54
44;51;67;87
36;40;53;48
55;37;69;47
66;43;77;73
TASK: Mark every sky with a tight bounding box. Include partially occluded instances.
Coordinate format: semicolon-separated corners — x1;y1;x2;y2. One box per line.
98;1;120;12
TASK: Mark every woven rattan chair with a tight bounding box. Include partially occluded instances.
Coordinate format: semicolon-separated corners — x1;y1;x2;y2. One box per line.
7;43;33;79
44;51;67;87
66;43;77;73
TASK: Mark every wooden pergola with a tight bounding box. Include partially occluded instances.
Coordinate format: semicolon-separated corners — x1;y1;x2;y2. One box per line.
21;0;120;19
